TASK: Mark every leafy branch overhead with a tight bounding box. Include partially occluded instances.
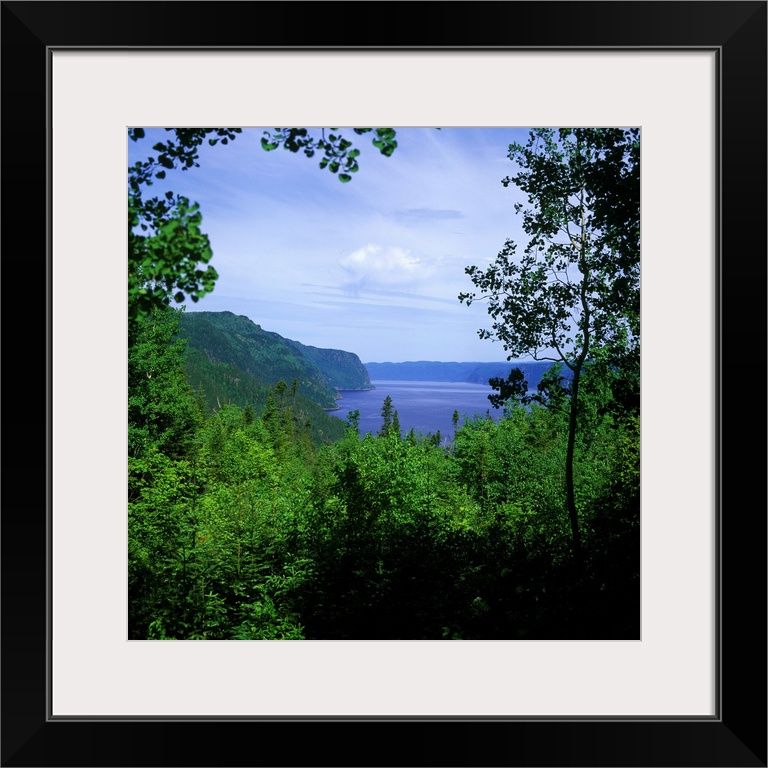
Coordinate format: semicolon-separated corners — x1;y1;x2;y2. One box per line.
128;127;399;327
260;128;398;183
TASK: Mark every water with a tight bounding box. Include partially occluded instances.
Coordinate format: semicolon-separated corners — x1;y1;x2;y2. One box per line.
329;380;501;439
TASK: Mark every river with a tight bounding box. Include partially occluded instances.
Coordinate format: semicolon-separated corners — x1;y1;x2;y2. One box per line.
328;380;502;440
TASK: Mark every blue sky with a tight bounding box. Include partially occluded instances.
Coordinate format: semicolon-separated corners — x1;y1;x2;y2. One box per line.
129;127;533;363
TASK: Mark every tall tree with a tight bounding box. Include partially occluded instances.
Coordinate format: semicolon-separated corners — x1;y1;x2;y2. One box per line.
128;304;203;460
379;395;395;437
128;304;204;638
459;128;640;557
391;409;402;439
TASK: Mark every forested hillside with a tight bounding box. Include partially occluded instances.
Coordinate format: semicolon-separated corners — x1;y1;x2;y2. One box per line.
182;346;347;445
178;311;371;410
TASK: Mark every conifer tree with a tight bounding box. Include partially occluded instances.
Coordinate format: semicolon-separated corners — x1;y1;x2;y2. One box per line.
392;410;401;439
379;395;394;437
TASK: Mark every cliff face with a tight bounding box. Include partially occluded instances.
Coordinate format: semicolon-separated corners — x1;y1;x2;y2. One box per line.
177;311;371;409
286;340;374;390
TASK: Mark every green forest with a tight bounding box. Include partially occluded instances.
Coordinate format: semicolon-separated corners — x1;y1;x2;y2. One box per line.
128;303;639;640
128;127;640;640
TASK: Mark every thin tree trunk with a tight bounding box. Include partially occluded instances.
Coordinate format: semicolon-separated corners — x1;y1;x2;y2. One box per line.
566;367;582;559
565;183;588;561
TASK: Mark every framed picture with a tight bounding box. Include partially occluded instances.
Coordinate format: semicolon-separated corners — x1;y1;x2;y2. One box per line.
5;1;765;765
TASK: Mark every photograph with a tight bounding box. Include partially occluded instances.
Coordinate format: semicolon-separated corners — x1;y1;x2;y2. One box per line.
127;126;641;642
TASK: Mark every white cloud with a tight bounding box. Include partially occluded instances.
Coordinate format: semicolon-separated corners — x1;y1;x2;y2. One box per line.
338;243;433;294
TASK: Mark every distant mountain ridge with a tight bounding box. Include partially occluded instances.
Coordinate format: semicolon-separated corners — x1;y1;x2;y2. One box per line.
178;311;372;411
364;360;558;389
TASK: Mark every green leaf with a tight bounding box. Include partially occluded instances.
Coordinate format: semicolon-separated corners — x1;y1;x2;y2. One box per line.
339;173;352;183
160;220;180;236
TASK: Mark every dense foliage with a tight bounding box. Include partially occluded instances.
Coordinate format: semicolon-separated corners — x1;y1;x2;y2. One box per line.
128;305;639;640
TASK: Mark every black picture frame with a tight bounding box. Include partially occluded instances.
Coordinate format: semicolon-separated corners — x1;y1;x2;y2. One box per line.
3;2;765;765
